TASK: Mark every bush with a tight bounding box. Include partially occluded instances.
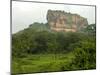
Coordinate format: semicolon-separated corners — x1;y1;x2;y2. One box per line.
63;40;96;70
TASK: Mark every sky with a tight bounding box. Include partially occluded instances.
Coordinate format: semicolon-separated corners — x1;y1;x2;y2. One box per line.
12;1;96;33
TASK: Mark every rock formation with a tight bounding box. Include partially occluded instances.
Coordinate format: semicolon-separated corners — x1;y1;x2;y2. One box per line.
47;10;88;32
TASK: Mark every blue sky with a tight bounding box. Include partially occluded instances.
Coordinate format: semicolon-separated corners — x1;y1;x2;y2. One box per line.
12;1;95;33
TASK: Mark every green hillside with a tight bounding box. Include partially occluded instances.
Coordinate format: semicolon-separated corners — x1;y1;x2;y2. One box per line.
12;23;96;74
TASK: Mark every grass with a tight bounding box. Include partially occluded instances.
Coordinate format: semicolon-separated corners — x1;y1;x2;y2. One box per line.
12;52;75;74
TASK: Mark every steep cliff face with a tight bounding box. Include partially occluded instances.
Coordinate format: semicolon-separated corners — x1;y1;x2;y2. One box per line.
47;10;88;32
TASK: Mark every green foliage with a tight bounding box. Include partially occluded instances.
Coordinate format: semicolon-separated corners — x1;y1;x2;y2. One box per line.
63;39;96;70
12;22;96;74
12;31;87;56
84;24;96;34
12;53;74;74
29;22;50;31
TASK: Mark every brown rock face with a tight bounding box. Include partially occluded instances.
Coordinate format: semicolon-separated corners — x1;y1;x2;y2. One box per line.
47;10;88;32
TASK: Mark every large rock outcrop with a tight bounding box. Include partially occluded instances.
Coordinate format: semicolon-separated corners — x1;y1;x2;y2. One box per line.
47;10;88;32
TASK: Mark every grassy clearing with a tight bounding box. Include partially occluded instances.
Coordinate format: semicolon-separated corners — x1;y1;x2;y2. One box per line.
12;52;74;74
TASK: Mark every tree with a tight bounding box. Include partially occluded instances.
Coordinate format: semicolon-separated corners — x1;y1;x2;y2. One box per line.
84;24;96;34
63;40;96;70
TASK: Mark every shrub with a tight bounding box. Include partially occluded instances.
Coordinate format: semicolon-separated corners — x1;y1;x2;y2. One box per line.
63;40;96;70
